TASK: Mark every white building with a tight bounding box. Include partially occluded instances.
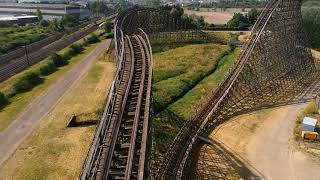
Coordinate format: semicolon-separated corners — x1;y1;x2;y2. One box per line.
300;117;317;132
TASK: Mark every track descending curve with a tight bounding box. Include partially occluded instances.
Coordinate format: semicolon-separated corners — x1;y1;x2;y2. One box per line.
81;33;152;180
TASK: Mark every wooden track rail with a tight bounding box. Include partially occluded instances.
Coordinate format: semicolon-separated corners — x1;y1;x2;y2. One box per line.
82;1;320;179
81;25;152;179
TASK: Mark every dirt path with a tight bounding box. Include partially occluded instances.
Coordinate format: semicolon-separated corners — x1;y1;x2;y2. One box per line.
247;105;320;180
0;40;110;167
211;104;320;180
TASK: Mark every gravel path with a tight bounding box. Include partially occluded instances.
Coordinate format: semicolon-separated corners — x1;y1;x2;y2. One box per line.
247;104;320;180
0;40;110;167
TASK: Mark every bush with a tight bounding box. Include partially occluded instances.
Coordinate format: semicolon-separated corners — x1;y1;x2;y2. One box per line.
13;72;42;93
87;34;100;44
40;19;50;27
39;61;57;76
0;92;7;107
51;52;67;67
106;32;114;39
68;43;84;56
82;38;89;46
104;21;113;33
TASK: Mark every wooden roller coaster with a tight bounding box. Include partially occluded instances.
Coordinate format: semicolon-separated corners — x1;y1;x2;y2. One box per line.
82;0;320;179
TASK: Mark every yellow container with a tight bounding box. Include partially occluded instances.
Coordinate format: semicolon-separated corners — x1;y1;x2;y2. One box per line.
301;131;319;140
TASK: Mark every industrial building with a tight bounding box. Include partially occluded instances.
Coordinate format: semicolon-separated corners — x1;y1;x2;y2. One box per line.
0;15;38;25
0;3;90;20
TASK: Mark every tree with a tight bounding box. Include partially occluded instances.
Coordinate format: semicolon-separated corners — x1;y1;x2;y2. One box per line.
36;9;43;21
302;8;320;49
247;8;260;25
227;13;249;30
40;19;49;27
104;21;113;33
61;14;78;28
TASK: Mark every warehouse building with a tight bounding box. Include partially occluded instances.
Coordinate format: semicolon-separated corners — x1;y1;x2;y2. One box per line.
0;15;38;25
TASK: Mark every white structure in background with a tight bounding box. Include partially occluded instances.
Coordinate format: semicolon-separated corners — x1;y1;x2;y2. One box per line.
0;3;90;20
18;0;68;3
300;117;318;132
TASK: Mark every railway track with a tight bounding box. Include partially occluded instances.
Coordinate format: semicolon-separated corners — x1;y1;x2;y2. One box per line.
81;33;152;180
0;14;116;82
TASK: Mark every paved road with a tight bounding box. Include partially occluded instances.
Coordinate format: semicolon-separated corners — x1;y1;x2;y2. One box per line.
0;40;110;167
247;104;320;180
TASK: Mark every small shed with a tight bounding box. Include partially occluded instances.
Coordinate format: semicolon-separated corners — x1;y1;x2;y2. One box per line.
300;117;317;132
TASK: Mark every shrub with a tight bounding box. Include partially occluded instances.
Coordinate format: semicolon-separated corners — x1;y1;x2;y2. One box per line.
68;43;84;56
13;72;42;93
82;38;89;46
87;34;100;44
51;52;66;67
106;32;114;39
40;19;50;27
104;21;113;33
0;92;7;107
39;61;57;76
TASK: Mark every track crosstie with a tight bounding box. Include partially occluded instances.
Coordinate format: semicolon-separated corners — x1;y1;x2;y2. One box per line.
81;33;152;180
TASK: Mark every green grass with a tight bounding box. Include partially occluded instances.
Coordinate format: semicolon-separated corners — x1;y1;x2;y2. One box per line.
302;1;320;50
204;31;233;42
152;40;206;53
0;31;104;131
0;26;54;55
168;48;242;120
294;100;320;138
153;46;242;153
153;44;229;112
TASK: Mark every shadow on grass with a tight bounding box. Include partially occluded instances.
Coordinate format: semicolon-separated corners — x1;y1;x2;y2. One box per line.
153;107;186;153
192;137;266;179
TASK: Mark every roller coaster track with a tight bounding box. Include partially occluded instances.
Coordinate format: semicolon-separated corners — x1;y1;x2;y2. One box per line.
82;0;320;179
157;0;320;179
81;27;152;179
156;1;281;178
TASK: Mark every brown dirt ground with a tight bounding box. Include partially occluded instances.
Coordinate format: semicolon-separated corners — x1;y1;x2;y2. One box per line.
201;104;320;180
184;10;234;24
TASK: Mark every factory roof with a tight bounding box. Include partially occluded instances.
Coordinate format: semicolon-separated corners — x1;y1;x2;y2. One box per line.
0;15;38;21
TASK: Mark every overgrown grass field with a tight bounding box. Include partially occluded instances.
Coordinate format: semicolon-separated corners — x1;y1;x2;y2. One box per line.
152;43;242;154
153;44;229;112
0;26;54;55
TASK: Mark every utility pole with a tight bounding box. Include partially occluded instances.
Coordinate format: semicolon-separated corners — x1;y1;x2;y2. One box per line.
24;42;30;67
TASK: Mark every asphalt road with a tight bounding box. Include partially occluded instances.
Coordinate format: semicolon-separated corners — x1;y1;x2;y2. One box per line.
247;104;320;180
0;39;110;167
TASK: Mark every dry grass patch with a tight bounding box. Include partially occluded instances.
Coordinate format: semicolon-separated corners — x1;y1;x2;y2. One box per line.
0;50;116;180
0;32;104;131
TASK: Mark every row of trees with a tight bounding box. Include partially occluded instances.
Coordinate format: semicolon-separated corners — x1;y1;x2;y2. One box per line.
36;9;78;31
87;1;130;16
190;8;261;30
187;1;268;9
0;33;101;109
302;8;320;49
